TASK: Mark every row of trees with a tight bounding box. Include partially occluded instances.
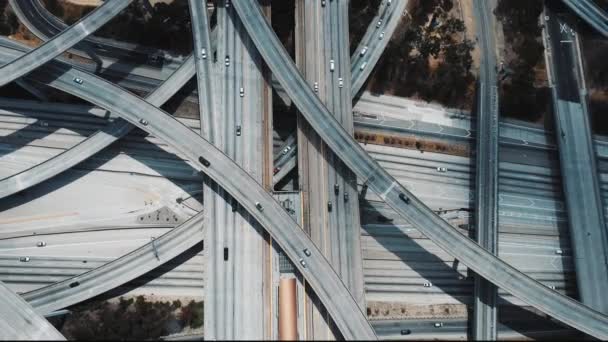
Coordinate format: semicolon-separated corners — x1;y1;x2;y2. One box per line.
62;296;203;340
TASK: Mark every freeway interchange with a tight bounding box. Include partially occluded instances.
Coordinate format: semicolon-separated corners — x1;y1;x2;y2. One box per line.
1;0;608;340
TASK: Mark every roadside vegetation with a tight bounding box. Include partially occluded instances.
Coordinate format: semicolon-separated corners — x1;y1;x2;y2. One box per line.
61;296;203;340
363;0;475;109
494;0;550;122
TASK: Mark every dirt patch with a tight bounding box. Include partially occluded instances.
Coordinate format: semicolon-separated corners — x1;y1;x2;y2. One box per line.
367;301;468;320
355;129;471;157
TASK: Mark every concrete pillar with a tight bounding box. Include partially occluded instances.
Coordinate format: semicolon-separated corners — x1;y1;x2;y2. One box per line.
278;277;298;340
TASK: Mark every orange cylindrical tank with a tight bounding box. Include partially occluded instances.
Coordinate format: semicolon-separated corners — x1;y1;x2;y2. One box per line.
278;277;297;340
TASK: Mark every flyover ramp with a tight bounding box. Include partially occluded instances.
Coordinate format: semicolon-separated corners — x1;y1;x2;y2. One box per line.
0;0;132;88
350;0;408;97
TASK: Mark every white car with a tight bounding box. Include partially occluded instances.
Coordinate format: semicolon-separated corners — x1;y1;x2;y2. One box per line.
20;257;30;262
437;167;447;172
379;31;385;40
360;46;368;56
225;56;230;67
338;77;343;88
329;59;335;72
282;146;292;155
73;77;83;85
239;87;244;97
423;282;432;287
434;322;444;328
376;20;382;28
313;81;319;92
201;48;207;59
36;242;46;247
360;62;367;70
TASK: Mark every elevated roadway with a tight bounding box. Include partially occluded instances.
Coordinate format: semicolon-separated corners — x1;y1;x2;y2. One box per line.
0;40;376;339
543;3;608;315
0;281;65;340
9;0;177;66
294;0;365;337
200;1;270;338
0;48;195;200
231;0;608;338
0;0;132;88
350;0;408;97
472;0;499;339
22;214;204;314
